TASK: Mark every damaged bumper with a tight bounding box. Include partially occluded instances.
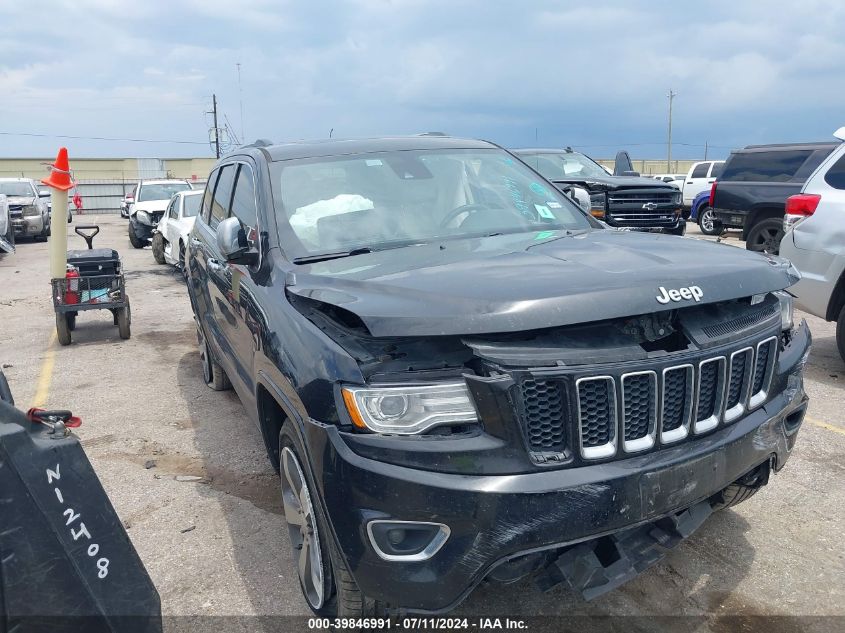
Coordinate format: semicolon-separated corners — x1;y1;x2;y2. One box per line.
307;323;809;612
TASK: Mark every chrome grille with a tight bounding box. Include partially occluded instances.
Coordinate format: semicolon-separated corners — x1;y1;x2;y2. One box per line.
621;372;657;452
576;377;616;459
572;340;776;460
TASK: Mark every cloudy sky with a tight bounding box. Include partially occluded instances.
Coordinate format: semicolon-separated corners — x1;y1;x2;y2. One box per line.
1;0;843;160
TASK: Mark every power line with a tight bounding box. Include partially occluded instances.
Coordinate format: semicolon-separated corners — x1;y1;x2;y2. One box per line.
0;131;208;145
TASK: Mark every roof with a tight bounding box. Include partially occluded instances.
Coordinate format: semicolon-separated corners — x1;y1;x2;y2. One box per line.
512;148;577;155
737;141;839;153
247;136;498;162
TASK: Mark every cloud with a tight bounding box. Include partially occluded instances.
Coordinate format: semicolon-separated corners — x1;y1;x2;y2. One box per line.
0;0;843;158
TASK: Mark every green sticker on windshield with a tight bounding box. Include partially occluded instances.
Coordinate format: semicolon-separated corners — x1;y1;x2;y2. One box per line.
530;182;550;197
534;204;555;219
534;230;556;240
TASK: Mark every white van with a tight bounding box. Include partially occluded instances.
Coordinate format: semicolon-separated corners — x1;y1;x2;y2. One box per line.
681;160;725;207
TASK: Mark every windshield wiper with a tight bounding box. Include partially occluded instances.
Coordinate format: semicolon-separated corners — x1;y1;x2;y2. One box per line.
293;246;373;265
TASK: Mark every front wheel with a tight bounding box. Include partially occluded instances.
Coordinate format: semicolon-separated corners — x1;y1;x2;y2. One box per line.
746;218;784;255
128;223;145;249
197;325;231;391
664;222;686;236
117;305;131;339
697;206;722;236
56;313;72;346
279;426;387;617
836;304;845;363
151;233;166;264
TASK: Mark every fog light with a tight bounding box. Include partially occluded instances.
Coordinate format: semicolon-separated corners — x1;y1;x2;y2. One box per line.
367;520;450;562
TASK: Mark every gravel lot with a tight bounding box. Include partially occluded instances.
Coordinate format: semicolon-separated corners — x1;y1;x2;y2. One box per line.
1;216;843;630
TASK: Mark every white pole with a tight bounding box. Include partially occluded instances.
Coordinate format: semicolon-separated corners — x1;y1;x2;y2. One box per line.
49;189;69;278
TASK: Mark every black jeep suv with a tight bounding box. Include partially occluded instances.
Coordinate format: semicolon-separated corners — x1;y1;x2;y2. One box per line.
711;141;837;254
186;136;809;616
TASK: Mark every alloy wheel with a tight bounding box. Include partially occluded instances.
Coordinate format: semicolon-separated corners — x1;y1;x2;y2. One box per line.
280;446;325;609
752;227;782;254
700;209;715;233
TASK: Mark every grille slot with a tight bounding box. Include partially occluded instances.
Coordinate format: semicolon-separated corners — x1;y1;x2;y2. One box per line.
519;379;566;452
621;372;657;452
576;377;617;459
661;365;693;443
694;357;726;434
725;348;753;423
749;337;778;409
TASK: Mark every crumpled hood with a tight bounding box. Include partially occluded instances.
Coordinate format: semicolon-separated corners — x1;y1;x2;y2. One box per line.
133;200;170;214
286;230;799;337
552;175;676;191
6;196;36;206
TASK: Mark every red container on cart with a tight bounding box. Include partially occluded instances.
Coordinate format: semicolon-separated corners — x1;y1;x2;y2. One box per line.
64;266;80;305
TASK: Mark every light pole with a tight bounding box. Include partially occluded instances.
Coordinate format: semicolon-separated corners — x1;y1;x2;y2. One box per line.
667;89;677;171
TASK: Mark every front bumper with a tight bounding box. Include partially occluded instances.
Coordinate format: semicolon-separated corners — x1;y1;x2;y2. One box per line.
129;217;155;242
605;211;684;230
306;322;810;612
11;214;46;236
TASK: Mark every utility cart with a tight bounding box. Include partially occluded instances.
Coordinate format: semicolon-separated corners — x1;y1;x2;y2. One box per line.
51;225;131;345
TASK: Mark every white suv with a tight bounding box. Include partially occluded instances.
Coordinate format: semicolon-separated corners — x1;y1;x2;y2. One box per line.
780;126;845;360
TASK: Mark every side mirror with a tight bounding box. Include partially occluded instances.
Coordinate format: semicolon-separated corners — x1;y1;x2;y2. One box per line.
38;189;50;198
217;216;258;265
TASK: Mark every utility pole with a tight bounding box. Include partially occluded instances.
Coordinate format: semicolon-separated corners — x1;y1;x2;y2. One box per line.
704;140;709;161
667;89;676;171
212;93;220;159
236;63;245;144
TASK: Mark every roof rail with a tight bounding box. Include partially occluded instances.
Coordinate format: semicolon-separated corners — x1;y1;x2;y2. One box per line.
416;131;449;137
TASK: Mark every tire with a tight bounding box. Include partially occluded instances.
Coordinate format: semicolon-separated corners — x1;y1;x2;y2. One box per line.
197;324;231;391
178;242;187;280
151;233;166;264
278;425;388;617
117;306;131;340
746;218;784;255
664;222;686;236
711;462;769;510
56;313;71;346
697;206;722;236
67;312;76;331
128;223;145;249
836;304;845;364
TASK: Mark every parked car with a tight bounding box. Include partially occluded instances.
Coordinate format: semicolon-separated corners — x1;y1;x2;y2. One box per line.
650;173;686;188
0;194;14;255
186;135;809;616
780;127;845;360
514;148;686;234
689;189;722;236
120;186;136;218
0;178;50;240
711;142;836;254
37;186;74;224
681;161;724;208
151;190;203;273
127;179;192;248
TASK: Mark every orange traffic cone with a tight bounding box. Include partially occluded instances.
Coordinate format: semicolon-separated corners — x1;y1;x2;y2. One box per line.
41;147;74;191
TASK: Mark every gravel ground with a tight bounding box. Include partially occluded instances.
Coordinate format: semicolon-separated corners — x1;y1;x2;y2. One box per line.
1;217;843;631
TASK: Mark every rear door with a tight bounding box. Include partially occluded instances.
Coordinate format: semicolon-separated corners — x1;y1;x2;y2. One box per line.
683;162;711;206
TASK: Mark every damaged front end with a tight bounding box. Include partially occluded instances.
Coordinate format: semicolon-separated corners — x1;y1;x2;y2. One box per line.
288;285;809;610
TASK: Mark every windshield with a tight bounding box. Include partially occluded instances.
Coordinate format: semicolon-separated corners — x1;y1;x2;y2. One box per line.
271;148;592;260
518;152;609;180
0;182;35;197
138;182;191;202
182;193;201;217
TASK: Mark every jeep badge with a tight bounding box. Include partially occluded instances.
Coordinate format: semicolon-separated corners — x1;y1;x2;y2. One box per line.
656;285;704;304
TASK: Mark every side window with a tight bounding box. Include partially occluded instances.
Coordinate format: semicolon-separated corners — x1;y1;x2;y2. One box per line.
167;198;178;219
691;163;709;178
710;163;724;178
720;150;812;182
230;164;259;248
200;170;217;223
209;165;236;230
793;148;836;183
824;152;845;190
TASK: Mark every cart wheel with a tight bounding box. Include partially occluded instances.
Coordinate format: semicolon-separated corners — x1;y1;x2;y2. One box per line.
117;306;131;340
112;309;119;325
56;313;72;346
67;312;77;331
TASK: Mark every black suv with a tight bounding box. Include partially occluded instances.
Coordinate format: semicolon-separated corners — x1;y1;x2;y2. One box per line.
514;148;685;234
186;136;809;616
711;142;837;253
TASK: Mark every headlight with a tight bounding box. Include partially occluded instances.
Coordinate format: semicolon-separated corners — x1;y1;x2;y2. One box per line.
341;382;478;434
136;210;151;225
589;192;607;218
774;291;794;331
23;204;40;217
